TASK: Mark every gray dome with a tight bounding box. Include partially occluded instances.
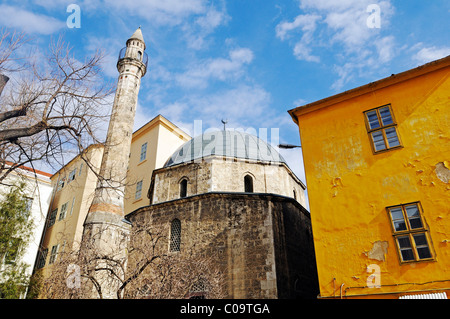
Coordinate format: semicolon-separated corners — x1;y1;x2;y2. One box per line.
164;130;286;168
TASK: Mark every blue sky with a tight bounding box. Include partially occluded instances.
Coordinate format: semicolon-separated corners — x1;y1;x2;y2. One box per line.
1;0;449;184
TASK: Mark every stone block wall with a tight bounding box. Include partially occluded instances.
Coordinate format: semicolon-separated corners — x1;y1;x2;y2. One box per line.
127;192;318;299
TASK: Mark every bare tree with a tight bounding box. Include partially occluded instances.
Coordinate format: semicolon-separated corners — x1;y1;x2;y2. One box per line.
0;29;113;184
39;220;225;299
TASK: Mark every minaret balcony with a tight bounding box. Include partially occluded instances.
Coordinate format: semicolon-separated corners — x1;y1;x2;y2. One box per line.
118;47;148;69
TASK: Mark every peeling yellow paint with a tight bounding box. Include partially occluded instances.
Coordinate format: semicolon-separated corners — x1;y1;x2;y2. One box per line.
366;241;388;262
435;162;450;183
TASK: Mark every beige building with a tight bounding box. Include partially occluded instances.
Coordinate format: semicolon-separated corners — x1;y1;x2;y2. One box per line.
125;115;191;213
34;115;190;279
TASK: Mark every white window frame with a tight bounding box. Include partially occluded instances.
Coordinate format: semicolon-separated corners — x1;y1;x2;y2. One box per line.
49;244;59;264
59;202;68;220
135;180;143;200
140;142;148;162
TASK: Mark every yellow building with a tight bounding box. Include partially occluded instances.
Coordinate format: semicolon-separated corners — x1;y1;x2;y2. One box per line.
125;115;191;213
288;56;450;299
35;115;190;279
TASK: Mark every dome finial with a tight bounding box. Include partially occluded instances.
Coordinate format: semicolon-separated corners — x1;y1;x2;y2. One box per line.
221;119;228;131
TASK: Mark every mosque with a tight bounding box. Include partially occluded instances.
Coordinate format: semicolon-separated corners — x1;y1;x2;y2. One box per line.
126;130;319;298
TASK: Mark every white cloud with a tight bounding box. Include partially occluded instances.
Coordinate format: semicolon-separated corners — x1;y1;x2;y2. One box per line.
177;4;230;50
176;48;254;88
104;0;207;25
276;14;321;62
0;4;65;35
275;14;321;40
413;46;450;64
276;0;397;90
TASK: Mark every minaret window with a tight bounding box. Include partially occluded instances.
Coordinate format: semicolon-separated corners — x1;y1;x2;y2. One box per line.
138;51;142;61
170;218;181;252
244;175;253;193
180;179;188;198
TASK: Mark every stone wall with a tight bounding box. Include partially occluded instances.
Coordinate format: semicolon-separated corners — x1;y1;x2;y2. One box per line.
150;157;306;207
127;192;318;299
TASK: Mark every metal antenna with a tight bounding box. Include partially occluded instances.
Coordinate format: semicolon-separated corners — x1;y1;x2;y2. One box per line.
221;119;228;131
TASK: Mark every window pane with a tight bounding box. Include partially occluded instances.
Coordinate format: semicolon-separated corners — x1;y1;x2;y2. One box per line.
394;221;407;232
413;234;432;259
390;207;407;231
366;111;380;130
397;236;411;248
405;204;423;229
385;127;400;148
379;106;394;126
371;131;386;151
397;236;415;261
405;204;419;217
140;142;147;161
135;181;143;199
401;249;415;261
390;207;404;220
413;233;427;246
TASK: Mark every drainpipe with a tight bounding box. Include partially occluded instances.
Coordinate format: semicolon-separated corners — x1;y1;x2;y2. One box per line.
340;283;345;299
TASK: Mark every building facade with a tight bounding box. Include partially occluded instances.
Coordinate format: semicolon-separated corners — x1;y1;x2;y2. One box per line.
34;115;189;282
126;130;319;299
0;164;53;298
288;56;450;299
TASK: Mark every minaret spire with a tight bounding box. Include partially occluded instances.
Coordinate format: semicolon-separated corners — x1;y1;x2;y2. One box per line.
80;28;148;299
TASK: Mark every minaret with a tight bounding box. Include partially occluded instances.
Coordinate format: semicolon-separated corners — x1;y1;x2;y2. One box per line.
90;27;147;217
80;28;147;299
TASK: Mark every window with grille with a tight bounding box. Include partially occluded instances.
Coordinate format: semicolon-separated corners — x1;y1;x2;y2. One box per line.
188;278;208;299
387;202;434;263
170;219;181;252
364;105;402;153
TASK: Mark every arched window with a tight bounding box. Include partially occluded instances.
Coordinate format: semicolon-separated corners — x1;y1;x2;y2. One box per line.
188;278;208;299
180;179;188;198
138;51;142;61
170;219;181;252
293;190;297;200
244;175;253;193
